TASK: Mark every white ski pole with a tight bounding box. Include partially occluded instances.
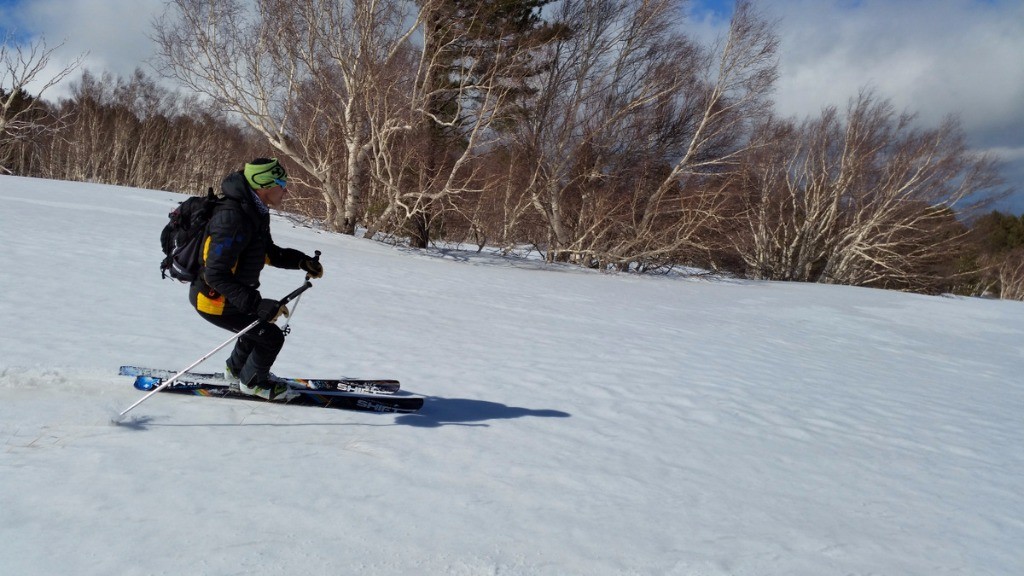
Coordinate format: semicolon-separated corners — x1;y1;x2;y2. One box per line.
112;319;261;422
113;279;314;423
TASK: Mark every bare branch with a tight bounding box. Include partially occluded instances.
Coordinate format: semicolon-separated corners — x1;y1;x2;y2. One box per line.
0;34;85;172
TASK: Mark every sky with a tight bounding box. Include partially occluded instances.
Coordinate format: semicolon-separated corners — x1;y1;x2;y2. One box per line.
2;175;1023;574
685;0;1024;212
3;0;1023;212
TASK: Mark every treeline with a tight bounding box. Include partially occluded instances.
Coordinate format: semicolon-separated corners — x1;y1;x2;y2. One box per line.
969;212;1024;300
0;70;255;192
1;1;1020;299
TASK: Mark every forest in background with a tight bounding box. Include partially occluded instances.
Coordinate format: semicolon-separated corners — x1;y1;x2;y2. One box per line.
1;0;1021;299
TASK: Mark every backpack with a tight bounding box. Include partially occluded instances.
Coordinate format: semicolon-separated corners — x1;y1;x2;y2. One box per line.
160;188;218;282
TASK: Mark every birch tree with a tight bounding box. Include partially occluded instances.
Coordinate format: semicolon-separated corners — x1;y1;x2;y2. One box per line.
0;34;83;173
40;69;249;192
507;0;777;267
736;90;1003;292
158;0;521;237
157;0;393;231
360;1;545;246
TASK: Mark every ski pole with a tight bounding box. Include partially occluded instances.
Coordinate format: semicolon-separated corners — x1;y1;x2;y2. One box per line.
113;279;314;423
282;250;320;336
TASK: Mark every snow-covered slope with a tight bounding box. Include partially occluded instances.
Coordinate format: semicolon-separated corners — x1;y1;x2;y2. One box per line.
1;175;1021;575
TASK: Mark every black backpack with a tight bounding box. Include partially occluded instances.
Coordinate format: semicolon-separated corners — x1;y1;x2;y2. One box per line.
160;188;218;282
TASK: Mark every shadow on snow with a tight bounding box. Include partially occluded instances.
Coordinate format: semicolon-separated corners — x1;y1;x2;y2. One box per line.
398;396;571;428
109;397;570;429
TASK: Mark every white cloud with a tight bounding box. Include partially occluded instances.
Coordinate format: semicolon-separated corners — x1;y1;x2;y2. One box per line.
683;0;1024;211
762;0;1024;142
15;0;1024;144
12;0;166;98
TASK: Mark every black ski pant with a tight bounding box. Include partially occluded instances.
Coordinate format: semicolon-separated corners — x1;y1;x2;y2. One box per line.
197;311;284;386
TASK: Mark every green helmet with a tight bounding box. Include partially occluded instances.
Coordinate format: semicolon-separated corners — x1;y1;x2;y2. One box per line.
244;158;287;189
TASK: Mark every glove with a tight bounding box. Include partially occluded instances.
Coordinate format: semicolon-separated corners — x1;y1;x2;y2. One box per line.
300;257;324;279
257;298;289;322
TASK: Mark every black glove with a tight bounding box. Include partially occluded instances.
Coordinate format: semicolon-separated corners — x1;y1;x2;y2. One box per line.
300;257;324;279
257;298;288;322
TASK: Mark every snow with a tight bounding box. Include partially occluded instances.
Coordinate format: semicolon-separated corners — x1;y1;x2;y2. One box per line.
1;174;1022;575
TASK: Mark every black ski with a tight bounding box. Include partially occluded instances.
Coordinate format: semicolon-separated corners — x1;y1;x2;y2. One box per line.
132;375;423;413
119;365;400;394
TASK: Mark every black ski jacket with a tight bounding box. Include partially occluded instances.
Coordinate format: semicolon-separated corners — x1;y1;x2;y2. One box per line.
189;171;305;316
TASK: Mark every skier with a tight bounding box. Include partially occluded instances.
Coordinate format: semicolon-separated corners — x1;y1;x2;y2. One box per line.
189;158;324;400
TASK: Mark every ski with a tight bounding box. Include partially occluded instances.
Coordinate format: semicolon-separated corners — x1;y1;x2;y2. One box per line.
132;375;423;414
273;376;400;395
119;365;400;394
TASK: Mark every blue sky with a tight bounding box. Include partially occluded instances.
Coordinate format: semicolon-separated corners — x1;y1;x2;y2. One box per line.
3;0;1024;212
690;0;736;19
0;0;29;41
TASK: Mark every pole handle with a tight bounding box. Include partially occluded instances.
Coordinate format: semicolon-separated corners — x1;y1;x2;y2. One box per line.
303;250;322;281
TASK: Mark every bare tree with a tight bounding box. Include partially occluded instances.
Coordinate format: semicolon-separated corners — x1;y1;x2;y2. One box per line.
356;1;543;246
36;68;249;192
272;0;429;233
154;0;433;234
156;0;334;225
450;151;544;253
0;34;84;173
735;90;1004;292
994;250;1024;300
506;0;777;268
618;0;776;268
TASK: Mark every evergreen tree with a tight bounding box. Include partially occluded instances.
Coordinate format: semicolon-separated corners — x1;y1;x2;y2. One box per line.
410;0;556;247
972;211;1024;254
